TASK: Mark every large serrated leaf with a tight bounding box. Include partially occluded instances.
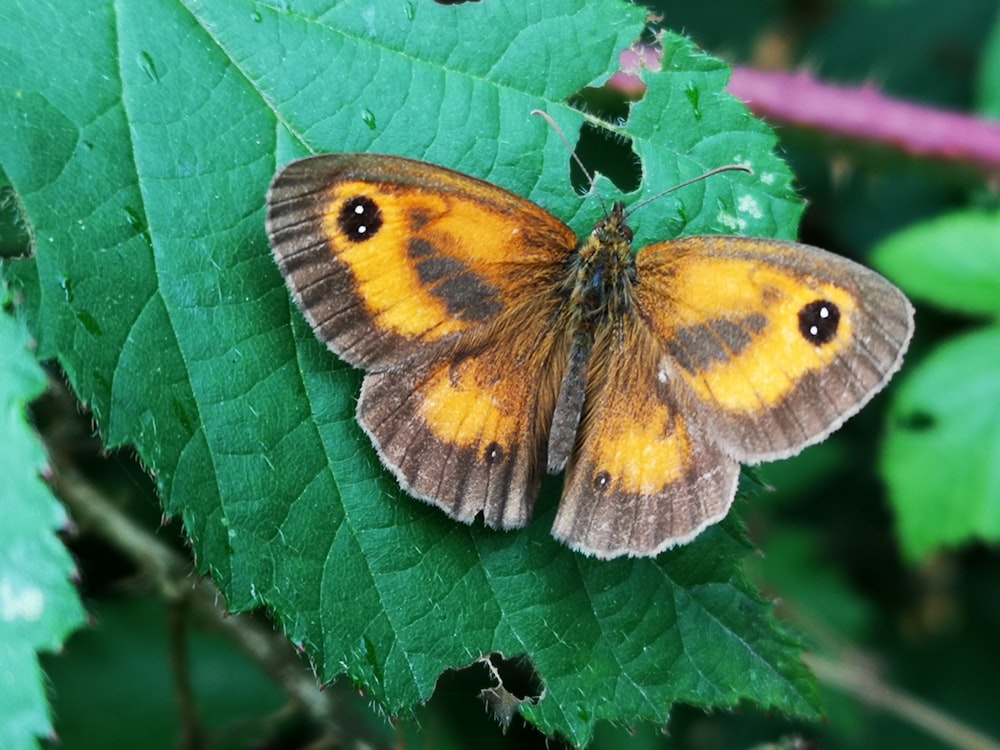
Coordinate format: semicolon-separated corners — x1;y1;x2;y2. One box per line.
0;0;820;743
0;283;87;750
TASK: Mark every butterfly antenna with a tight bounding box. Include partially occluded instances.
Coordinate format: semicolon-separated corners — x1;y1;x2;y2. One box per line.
531;109;609;216
627;164;754;217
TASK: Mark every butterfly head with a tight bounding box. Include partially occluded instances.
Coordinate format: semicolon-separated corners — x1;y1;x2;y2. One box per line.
591;201;634;248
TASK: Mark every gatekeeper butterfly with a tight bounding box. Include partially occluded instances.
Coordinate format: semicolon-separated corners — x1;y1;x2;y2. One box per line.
265;150;913;558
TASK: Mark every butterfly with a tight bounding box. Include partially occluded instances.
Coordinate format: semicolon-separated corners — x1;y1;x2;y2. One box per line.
265;152;913;558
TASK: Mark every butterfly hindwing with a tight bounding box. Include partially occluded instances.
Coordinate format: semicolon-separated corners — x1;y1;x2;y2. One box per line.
552;319;741;558
360;300;573;529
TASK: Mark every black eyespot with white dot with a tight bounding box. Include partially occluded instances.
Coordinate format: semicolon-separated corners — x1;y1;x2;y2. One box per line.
338;196;382;242
798;299;840;345
593;470;612;492
484;442;505;465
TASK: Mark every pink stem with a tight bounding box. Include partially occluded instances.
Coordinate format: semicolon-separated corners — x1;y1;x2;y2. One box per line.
612;47;1000;176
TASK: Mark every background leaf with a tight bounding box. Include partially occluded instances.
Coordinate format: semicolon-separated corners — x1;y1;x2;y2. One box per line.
881;327;1000;558
0;282;86;750
978;3;1000;116
872;210;1000;318
42;595;286;749
873;210;1000;558
0;0;823;744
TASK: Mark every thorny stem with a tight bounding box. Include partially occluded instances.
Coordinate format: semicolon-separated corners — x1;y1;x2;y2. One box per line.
727;67;1000;177
777;600;1000;750
169;596;205;750
613;46;1000;178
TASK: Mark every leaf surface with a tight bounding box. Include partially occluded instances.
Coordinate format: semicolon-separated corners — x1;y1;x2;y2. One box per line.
0;1;819;742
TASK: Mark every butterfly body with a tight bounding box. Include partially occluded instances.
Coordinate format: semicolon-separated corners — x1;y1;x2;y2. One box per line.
567;201;638;329
266;153;913;558
548;202;639;474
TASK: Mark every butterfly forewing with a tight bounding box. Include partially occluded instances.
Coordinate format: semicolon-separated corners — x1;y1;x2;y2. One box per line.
266;154;578;369
634;235;914;462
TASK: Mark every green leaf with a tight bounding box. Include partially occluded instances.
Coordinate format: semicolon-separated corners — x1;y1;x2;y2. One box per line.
873;208;1000;558
881;326;1000;559
0;0;819;743
871;209;1000;318
0;282;87;749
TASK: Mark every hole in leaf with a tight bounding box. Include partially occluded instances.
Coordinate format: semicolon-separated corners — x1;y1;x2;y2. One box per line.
0;185;34;260
566;87;640;195
422;653;544;738
479;653;544;733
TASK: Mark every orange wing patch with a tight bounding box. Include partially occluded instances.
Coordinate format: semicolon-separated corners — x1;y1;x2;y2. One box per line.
636;235;912;461
553;322;739;558
267;154;576;369
321;182;544;341
359;306;572;530
418;358;524;448
585;397;689;496
659;258;859;409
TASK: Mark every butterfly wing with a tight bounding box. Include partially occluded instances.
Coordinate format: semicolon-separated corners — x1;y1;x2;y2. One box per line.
360;300;573;528
554;234;913;558
266;154;578;528
267;154;577;368
634;235;914;462
551;319;740;558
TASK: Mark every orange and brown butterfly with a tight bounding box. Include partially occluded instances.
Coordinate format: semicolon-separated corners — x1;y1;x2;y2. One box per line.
265;148;913;559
